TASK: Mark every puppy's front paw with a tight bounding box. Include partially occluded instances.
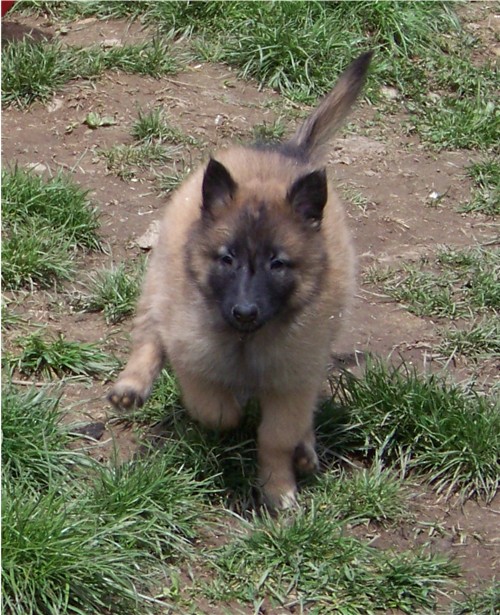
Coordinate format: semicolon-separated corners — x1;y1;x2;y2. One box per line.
107;378;150;410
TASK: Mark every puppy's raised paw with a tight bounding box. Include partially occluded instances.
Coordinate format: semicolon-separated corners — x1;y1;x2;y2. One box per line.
107;378;150;410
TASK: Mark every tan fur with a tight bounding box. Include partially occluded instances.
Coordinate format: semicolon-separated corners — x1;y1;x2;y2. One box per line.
109;53;372;509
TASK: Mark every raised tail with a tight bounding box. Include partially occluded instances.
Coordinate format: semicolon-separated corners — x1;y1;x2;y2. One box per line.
288;51;373;165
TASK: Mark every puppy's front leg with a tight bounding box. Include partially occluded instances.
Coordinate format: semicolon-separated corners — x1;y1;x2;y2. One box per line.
258;389;319;510
108;289;166;411
108;339;165;410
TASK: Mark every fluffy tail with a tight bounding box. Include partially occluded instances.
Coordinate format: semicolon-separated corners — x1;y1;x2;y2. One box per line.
289;51;373;164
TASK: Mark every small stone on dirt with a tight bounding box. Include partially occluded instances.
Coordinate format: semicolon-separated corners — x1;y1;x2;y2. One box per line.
136;220;161;250
47;98;64;113
102;38;122;48
72;422;106;441
25;162;48;174
380;85;400;101
427;92;442;103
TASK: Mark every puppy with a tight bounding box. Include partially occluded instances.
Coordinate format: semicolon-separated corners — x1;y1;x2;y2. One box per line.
109;52;372;509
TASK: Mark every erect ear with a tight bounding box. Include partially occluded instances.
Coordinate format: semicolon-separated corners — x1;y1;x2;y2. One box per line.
287;169;328;229
201;158;237;219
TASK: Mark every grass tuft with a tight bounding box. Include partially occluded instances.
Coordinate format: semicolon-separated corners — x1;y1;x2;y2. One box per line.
5;332;120;379
207;503;457;613
452;582;500;615
380;247;499;318
2;220;76;290
2;168;100;289
100;142;183;179
131;107;197;145
82;259;146;324
328;358;500;502
252;118;286;142
439;318;500;359
2;478;149;615
90;447;215;554
312;461;408;526
2;382;216;614
2;386;70;487
2;38;177;107
157;168;189;194
461;157;500;216
2;167;100;248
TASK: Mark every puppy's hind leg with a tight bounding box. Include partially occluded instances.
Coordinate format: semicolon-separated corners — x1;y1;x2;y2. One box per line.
108;311;166;410
294;428;319;475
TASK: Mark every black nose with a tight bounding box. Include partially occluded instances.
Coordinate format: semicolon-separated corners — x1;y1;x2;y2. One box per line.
232;303;258;323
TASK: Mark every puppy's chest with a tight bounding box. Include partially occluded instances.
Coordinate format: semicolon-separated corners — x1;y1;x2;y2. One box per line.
192;332;306;391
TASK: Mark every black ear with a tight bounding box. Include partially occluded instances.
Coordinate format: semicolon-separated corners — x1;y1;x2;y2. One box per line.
287;169;328;229
202;158;237;219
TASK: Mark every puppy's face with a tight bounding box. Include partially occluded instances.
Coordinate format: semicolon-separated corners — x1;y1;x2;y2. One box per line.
207;206;299;333
187;159;329;333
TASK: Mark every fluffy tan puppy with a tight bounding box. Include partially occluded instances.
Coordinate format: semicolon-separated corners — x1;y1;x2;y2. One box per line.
109;52;373;509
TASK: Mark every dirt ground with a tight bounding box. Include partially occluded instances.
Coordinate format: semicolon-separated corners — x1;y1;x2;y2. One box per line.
2;8;499;612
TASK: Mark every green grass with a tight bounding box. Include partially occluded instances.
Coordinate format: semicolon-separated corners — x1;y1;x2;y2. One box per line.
3;478;151;615
12;1;498;148
380;247;500;319
325;358;500;502
439;318;500;359
101;108;196;180
100;142;183;179
206;503;457;613
131;107;173;143
461;157;500;216
2;384;216;615
131;107;197;145
2;168;100;289
313;461;408;526
453;582;500;615
413;93;498;150
2;221;77;290
82;259;146;324
3;365;495;613
157;168;189;194
2;38;82;107
2;167;100;249
1;301;22;331
2;452;213;615
2;386;71;487
407;59;499;150
168;0;460;102
2;37;177;106
5;332;120;379
120;368;262;512
252;118;286;142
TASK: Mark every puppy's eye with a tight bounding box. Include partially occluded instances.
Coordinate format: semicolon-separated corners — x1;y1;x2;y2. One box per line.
217;248;235;266
270;258;287;271
220;253;234;266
